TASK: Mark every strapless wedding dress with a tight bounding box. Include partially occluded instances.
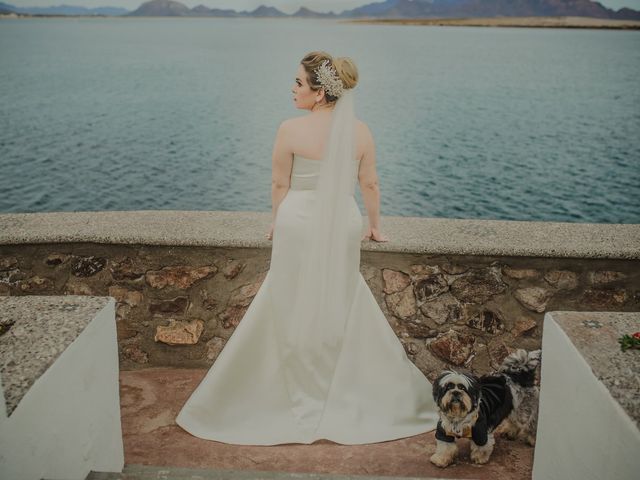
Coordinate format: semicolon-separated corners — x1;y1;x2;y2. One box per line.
175;154;439;445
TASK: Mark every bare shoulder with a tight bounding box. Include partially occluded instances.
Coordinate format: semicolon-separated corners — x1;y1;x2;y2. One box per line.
275;117;302;145
356;119;374;158
279;117;298;130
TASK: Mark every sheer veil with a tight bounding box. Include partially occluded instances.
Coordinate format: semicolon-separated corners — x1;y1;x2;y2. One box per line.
277;88;359;430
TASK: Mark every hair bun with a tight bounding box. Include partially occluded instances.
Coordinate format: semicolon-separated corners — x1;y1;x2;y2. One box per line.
333;57;359;90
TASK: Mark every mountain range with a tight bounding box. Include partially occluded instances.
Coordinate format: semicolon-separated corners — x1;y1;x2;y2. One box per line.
0;2;128;15
1;0;639;20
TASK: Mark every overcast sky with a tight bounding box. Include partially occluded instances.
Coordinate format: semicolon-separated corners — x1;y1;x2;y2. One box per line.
7;0;640;14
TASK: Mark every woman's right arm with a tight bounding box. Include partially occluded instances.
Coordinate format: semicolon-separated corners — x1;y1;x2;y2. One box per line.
266;120;294;240
358;123;388;242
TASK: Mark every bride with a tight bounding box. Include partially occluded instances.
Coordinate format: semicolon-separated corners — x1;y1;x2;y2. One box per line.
175;51;439;446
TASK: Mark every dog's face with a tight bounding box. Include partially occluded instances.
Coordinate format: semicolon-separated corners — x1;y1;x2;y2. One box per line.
433;371;479;419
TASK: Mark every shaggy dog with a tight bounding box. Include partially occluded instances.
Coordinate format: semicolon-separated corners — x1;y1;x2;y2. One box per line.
430;349;541;467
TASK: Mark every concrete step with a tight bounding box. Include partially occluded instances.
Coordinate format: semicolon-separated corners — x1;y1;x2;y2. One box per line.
83;464;461;480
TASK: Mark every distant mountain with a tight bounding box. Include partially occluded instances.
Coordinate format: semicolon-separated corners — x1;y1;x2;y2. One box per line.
128;1;290;17
249;5;288;17
0;2;15;13
0;2;129;16
128;0;189;16
2;0;639;21
186;4;239;17
611;6;640;19
127;0;640;20
344;0;640;20
291;7;338;18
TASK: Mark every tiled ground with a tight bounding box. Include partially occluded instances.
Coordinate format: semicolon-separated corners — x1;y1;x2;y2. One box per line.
120;368;533;480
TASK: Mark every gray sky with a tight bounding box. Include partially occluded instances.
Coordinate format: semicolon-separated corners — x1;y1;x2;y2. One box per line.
8;0;640;14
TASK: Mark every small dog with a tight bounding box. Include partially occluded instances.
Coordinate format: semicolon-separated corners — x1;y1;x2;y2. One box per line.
429;349;541;467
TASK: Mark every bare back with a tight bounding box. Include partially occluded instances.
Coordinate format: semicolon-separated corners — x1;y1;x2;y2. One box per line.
271;112;378;190
287;113;367;161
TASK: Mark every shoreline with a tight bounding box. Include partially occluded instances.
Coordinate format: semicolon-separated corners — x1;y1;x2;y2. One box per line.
1;14;639;29
344;16;640;29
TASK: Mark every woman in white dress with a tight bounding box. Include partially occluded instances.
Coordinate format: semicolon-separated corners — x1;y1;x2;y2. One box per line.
175;51;439;446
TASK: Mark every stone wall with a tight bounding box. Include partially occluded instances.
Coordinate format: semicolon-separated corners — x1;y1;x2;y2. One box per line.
1;242;638;381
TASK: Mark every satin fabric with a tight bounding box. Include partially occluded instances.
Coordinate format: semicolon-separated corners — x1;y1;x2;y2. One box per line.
175;154;439;445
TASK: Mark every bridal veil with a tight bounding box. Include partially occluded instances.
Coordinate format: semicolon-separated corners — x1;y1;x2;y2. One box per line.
272;88;360;430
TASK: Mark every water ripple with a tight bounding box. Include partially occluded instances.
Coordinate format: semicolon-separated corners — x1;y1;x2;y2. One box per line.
0;18;638;223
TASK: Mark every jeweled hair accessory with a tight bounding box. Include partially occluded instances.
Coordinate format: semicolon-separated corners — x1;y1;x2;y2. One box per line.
314;59;344;99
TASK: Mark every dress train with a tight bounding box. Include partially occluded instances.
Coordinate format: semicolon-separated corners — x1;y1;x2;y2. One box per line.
175;155;439;445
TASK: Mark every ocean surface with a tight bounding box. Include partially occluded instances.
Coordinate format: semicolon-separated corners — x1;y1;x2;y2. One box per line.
1;17;638;223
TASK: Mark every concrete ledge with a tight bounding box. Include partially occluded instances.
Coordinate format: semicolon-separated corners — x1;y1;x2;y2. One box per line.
0;295;113;416
111;464;464;480
100;464;470;480
0;295;123;480
548;311;640;428
533;311;640;480
1;211;639;259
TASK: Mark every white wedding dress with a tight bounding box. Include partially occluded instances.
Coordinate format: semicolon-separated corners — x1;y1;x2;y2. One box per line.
175;152;439;446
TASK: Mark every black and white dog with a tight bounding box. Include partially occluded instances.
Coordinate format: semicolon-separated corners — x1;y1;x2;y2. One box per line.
430;349;541;467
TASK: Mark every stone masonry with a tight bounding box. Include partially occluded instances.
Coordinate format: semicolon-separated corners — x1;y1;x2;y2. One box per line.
1;243;638;381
